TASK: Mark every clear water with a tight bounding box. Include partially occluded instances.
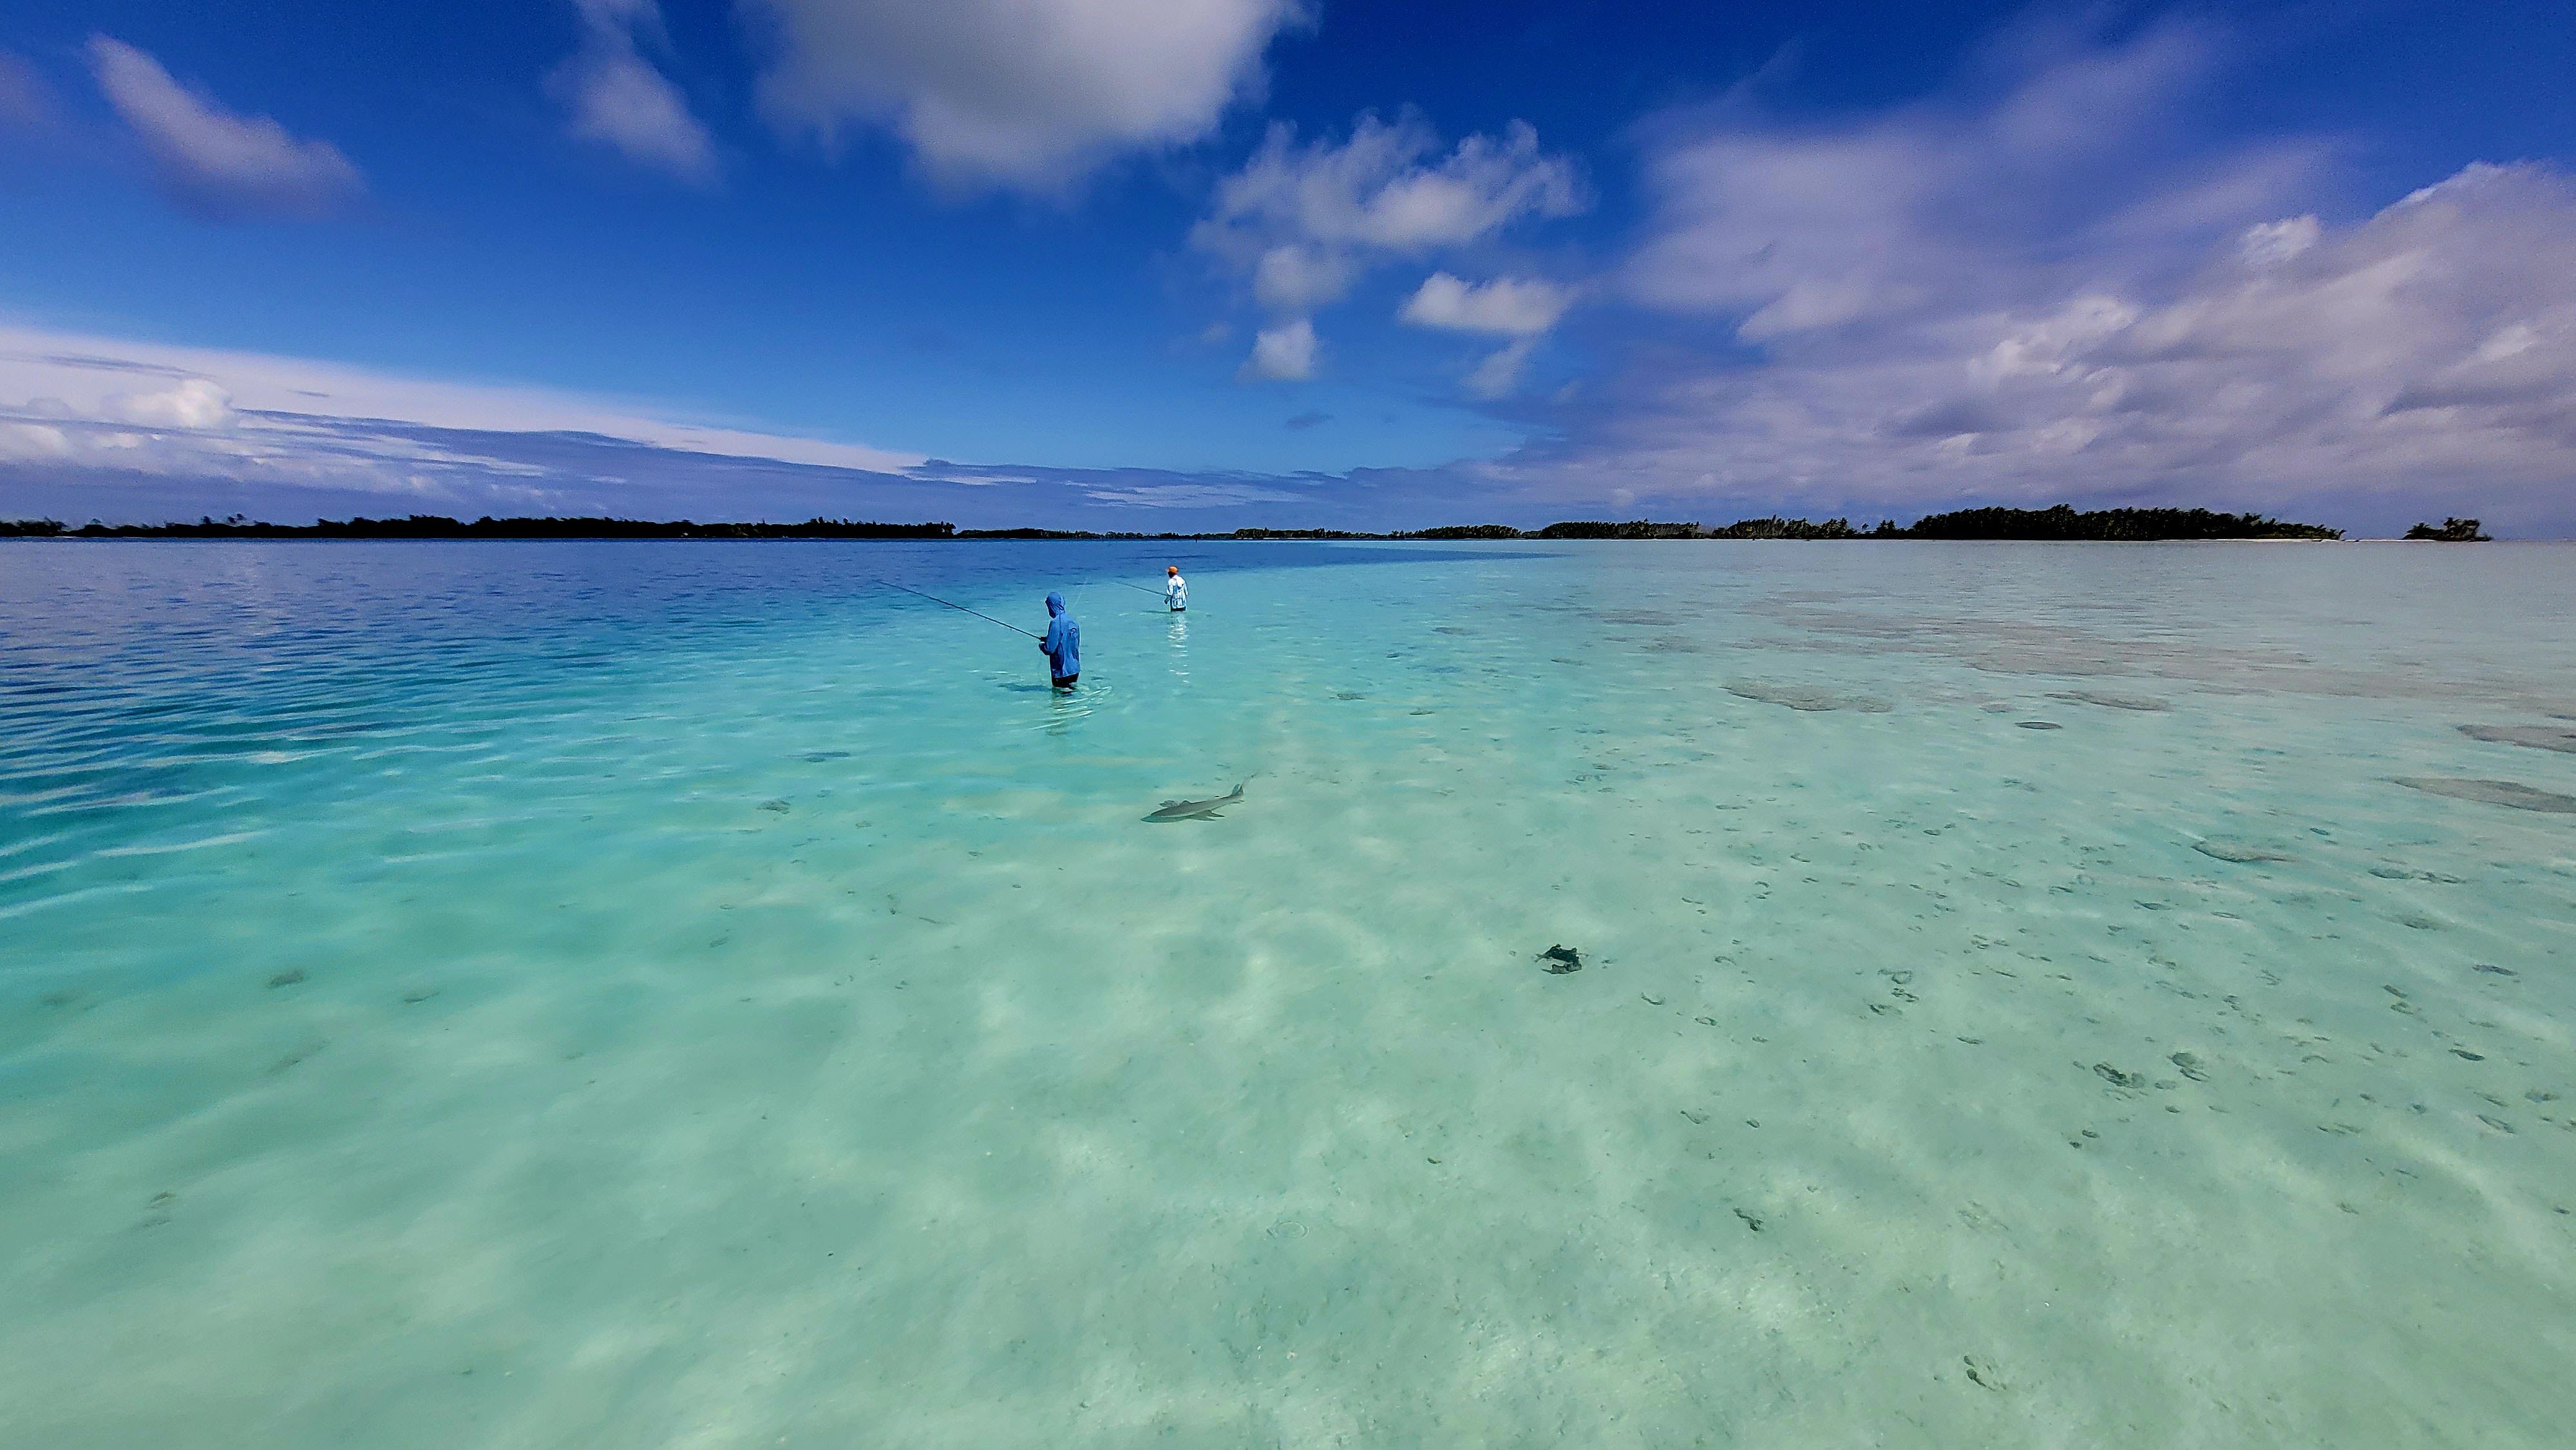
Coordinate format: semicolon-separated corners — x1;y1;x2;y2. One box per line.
5;540;2573;1449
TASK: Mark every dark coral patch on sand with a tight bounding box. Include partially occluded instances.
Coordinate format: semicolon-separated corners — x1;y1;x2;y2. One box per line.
2194;839;2297;863
1726;682;1892;713
2459;724;2576;754
2395;777;2576;813
2048;689;2173;712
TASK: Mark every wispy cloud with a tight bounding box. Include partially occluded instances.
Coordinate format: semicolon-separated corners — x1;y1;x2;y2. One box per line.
86;37;364;220
0;48;54;129
1475;21;2576;534
0;323;921;508
549;0;717;184
749;0;1303;191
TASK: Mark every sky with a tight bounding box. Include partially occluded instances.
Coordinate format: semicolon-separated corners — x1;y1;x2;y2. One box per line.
2;0;2573;535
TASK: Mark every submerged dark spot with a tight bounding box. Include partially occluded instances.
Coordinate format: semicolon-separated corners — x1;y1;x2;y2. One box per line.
2371;864;2466;882
1433;626;1470;635
1539;944;1583;974
2195;839;2297;863
759;799;791;814
1734;1208;1765;1232
2394;777;2576;813
267;970;306;989
2474;963;2517;976
1595;610;1678;626
2452;1048;2486;1060
2459;723;2576;754
2016;720;2062;730
2170;1051;2207;1080
2048;689;2173;712
1963;1357;2006;1391
2479;1114;2515;1134
1335;692;1367;701
803;750;851;762
1727;681;1892;713
2094;1062;2145;1089
401;987;440;1004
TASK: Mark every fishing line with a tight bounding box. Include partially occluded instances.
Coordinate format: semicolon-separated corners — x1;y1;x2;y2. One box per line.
876;579;1041;639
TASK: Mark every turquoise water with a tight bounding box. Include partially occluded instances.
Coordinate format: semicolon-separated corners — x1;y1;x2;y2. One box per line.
5;540;2573;1448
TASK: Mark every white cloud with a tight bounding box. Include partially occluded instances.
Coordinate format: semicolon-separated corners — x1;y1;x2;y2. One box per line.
109;377;238;429
1240;317;1316;381
1399;273;1571;337
1252;245;1354;312
1477;25;2576;533
86;37;364;219
1622;22;2302;341
0;323;923;493
1197;112;1580;393
2239;214;2320;268
549;0;717;183
1195;112;1579;263
747;0;1302;189
1463;337;1539;400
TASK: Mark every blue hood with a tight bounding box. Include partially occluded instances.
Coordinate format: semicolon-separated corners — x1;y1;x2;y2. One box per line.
1039;592;1079;677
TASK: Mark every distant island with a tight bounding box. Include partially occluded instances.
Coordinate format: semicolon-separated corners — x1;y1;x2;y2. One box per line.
1;504;2349;541
2402;516;2490;541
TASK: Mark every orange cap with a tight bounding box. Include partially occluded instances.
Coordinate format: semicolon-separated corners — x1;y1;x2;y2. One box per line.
1168;565;1179;574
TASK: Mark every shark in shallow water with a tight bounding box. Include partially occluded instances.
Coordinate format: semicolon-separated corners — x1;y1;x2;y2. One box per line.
1146;782;1245;822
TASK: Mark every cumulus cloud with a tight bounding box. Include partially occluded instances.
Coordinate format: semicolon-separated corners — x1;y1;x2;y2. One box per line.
1197;112;1580;391
1240;317;1317;381
1195;112;1580;264
1399;273;1570;336
1463;22;2576;534
86;36;364;219
748;0;1302;189
1398;273;1573;399
549;0;717;183
109;377;238;429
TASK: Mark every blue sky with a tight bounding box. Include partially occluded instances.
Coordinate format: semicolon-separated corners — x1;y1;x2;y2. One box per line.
3;1;2573;533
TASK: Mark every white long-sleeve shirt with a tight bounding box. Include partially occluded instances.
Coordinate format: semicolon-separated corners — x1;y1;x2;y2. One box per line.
1165;574;1188;610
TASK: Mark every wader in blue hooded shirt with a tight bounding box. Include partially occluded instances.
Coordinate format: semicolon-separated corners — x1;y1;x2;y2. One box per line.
1040;592;1080;688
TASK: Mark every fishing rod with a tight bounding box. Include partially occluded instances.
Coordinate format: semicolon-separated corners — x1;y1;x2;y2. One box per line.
875;579;1041;639
1108;581;1165;596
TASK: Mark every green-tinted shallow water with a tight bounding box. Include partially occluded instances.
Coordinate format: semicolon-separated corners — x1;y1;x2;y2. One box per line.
4;540;2573;1448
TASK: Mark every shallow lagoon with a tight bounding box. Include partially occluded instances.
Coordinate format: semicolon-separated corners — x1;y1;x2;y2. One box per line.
4;539;2573;1447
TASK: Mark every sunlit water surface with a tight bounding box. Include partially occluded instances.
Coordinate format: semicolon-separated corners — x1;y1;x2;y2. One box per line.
4;540;2573;1448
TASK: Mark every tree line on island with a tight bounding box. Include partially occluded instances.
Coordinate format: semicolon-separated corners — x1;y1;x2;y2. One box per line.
0;505;2501;542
